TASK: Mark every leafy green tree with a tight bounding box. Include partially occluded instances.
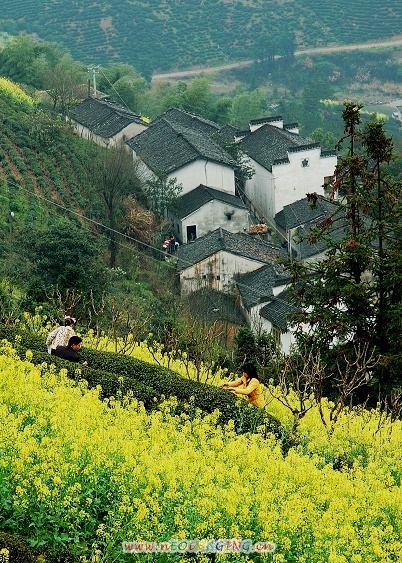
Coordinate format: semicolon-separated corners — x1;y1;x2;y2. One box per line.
308;127;337;150
229;89;267;129
180;78;215;117
95;63;149;115
39;54;87;114
233;326;257;368
96;63;140;91
287;103;402;397
88;145;144;268
0;33;40;83
0;33;67;88
111;75;148;114
20;222;108;303
145;172;183;220
209;97;233;126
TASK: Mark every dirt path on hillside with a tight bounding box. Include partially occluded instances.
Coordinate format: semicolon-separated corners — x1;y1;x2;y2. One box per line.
152;36;402;81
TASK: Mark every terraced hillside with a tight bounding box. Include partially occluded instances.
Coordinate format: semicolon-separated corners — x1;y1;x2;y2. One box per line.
0;93;102;239
1;0;401;75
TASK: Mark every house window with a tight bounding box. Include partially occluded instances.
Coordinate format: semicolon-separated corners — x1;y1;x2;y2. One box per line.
301;158;309;167
187;225;197;241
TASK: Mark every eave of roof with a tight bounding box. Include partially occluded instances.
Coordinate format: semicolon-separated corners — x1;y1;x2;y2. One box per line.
241;123;314;171
175;185;247;220
176;228;286;271
127;119;236;174
70;97;146;137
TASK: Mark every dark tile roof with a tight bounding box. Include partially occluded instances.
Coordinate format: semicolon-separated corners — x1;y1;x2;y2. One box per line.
126;119;236;175
276;197;349;260
153;107;220;137
241;123;317;172
69;97;147;138
218;124;241;140
260;289;300;329
182;288;246;326
275;197;338;230
176;184;247;219
177;228;286;271
236;263;290;310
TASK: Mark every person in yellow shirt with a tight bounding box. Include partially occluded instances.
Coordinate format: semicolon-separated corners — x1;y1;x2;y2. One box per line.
221;362;265;408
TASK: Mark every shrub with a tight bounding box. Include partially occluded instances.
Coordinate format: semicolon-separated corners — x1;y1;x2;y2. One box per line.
0;326;282;436
0;532;35;563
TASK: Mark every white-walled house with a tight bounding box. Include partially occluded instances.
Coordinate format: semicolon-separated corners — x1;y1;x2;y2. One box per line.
126;118;237;196
275;196;342;262
69;97;148;148
238;117;337;224
171;184;250;243
176;228;286;296
235;265;301;354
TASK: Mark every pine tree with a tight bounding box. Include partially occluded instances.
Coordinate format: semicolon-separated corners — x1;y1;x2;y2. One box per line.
287;102;402;399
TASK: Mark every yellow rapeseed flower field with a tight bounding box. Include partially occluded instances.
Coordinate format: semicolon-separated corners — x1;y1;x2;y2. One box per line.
0;77;34;106
1;338;402;562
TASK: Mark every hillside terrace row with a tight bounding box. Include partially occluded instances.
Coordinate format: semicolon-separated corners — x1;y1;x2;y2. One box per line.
69;97;338;352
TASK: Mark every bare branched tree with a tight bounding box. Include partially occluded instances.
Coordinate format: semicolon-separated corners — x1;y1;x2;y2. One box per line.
268;343;379;434
45;287;84;323
84;292;151;354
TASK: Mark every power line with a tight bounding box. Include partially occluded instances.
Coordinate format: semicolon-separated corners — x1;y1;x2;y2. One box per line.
96;67;137;114
6;181;292;296
7;180;173;262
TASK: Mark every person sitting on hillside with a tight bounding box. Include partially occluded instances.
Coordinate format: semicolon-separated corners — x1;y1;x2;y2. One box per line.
221;362;265;408
46;316;76;354
53;335;88;366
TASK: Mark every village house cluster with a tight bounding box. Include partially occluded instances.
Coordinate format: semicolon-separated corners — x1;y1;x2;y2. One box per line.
69;97;337;352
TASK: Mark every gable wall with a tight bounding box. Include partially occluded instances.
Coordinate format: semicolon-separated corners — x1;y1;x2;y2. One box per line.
250;119;283;132
179;251;266;296
245;149;336;222
171;200;249;243
169;160;235;196
244;160;276;220
273;147;336;215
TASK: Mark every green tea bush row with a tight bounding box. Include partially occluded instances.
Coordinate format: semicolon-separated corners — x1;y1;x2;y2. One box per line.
0;326;282;436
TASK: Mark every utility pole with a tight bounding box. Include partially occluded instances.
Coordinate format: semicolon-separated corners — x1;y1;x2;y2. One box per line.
9;211;14;260
87;66;100;98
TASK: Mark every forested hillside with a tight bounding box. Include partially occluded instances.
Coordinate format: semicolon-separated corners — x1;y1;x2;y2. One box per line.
1;0;402;75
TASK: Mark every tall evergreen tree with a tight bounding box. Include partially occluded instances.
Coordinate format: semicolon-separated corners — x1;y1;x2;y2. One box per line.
287;103;402;397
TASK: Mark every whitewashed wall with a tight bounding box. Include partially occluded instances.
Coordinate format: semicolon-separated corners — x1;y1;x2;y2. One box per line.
170;160;236;196
272;148;336;215
244;150;336;221
72;122;147;148
172;201;249;243
179;251;266;296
